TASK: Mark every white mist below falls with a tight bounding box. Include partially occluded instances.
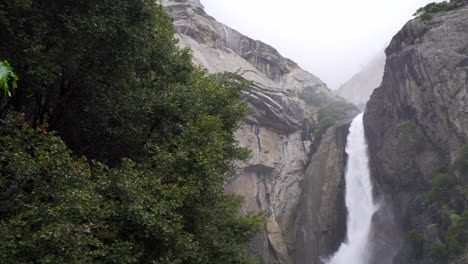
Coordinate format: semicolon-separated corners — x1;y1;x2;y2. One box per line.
325;113;378;264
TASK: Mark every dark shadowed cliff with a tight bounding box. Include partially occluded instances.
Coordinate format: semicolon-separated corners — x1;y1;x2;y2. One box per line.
364;2;467;263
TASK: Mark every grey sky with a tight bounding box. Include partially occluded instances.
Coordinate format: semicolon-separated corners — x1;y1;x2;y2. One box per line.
200;0;439;89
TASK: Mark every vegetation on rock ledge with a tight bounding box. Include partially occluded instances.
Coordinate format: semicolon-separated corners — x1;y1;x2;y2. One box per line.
314;101;358;137
404;144;468;262
414;1;455;20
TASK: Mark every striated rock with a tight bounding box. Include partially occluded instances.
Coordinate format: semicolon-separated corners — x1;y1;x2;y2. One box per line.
160;1;350;263
364;3;468;263
335;52;385;110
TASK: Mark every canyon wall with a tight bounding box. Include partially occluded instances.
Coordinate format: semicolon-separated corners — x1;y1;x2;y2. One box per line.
364;3;467;263
161;1;355;263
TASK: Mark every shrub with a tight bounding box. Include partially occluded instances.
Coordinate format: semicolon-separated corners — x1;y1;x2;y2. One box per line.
299;91;332;107
428;173;458;202
445;210;468;254
314;101;357;137
431;240;448;257
407;230;425;257
414;2;454;20
447;236;464;253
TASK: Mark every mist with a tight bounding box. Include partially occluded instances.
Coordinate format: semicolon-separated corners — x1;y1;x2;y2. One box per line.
200;0;439;89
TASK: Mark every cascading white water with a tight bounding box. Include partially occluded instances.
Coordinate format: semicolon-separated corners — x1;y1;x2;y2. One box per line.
324;113;378;264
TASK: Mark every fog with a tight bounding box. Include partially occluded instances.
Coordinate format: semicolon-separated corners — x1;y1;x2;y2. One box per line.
200;0;439;89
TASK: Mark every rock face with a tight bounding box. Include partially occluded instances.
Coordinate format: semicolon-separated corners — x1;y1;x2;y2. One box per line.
294;122;350;264
364;3;468;263
336;52;385;110
160;1;353;263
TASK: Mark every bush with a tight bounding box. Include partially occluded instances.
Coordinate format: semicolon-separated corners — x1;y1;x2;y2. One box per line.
431;240;448;257
445;210;468;254
407;230;425;257
299;91;332;107
314;101;357;137
428;173;458;202
414;2;454;20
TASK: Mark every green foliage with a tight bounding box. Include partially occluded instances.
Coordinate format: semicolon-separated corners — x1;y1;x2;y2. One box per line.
0;113;264;263
444;210;468;254
400;120;417;129
0;0;253;164
423;170;467;260
407;230;425;257
0;114;109;263
428;173;458;202
299;91;332;107
0;0;264;262
432;240;448;257
0;0;193;160
314;101;357;137
414;1;454;20
0;60;18;97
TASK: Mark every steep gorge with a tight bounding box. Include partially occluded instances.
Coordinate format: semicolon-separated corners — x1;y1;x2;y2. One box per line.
163;1;467;263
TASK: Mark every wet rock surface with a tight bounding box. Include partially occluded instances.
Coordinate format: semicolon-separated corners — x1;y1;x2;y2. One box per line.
364;4;468;263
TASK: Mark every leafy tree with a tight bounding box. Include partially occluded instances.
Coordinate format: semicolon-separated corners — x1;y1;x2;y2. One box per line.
0;110;263;263
0;113;112;263
0;0;192;162
0;0;264;263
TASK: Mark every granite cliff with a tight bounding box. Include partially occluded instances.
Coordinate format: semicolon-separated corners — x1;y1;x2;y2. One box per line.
364;2;468;263
161;1;357;263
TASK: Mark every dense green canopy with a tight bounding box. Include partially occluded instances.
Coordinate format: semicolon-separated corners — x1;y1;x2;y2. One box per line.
0;0;263;263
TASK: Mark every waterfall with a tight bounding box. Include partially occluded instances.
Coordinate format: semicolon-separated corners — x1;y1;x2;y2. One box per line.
324;113;378;264
223;24;230;46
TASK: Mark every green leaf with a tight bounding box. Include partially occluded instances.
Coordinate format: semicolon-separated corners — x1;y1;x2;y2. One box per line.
0;60;18;97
